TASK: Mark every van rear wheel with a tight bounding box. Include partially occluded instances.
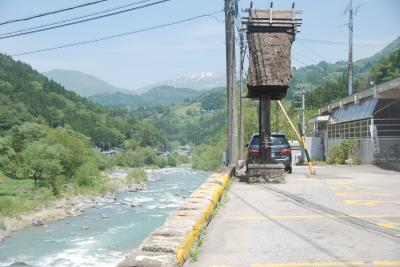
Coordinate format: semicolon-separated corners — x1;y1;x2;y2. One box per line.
285;166;292;174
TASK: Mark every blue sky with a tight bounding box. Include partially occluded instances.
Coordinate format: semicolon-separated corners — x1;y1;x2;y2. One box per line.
0;0;399;90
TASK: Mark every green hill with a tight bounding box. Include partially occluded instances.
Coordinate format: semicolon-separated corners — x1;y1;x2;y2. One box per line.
289;36;400;96
89;85;203;107
303;47;400;109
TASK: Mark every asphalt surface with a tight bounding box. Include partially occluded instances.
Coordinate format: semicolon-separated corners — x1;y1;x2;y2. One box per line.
184;165;400;267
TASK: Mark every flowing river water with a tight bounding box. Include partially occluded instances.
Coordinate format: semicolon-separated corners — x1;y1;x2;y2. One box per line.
0;167;209;267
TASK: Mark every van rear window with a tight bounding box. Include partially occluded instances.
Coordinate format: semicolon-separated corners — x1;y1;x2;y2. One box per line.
250;135;289;147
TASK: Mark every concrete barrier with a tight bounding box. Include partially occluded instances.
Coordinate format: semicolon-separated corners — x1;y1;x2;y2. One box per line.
117;166;233;267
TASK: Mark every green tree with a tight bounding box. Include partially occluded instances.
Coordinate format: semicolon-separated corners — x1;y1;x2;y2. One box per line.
45;127;95;179
0;137;17;176
21;142;62;190
10;127;23;153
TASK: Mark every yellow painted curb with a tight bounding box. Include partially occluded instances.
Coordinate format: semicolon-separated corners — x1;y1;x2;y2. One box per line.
175;168;233;265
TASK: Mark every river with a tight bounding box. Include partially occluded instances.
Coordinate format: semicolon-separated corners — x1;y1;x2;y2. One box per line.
0;167;209;267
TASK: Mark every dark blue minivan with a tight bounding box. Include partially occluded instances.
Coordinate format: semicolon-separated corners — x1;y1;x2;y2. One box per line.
246;133;292;173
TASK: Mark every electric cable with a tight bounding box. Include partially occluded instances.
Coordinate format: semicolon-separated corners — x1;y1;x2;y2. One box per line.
298;38;385;47
0;0;155;37
0;0;172;40
11;10;224;57
0;0;109;26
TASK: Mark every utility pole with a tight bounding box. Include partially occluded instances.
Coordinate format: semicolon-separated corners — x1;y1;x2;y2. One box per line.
348;0;353;96
225;0;238;165
275;102;279;132
301;84;306;162
239;30;245;159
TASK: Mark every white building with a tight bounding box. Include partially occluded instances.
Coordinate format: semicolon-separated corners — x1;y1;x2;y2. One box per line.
310;78;400;163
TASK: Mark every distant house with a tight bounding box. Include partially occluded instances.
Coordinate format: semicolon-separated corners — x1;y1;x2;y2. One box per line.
101;147;127;157
310;78;400;162
178;145;191;156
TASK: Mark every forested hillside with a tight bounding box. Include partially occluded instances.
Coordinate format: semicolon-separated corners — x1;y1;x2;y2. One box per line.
289;36;400;96
305;47;400;109
89;85;202;107
0;54;165;149
0;54;171;215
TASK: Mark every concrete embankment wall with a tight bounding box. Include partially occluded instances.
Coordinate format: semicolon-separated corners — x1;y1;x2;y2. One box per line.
117;166;233;267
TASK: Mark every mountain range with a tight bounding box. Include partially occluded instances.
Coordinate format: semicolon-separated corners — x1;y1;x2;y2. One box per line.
43;69;133;97
43;36;400;107
43;70;224;107
134;72;226;94
88;86;202;107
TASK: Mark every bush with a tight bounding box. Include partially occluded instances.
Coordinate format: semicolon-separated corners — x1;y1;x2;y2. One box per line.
73;161;100;186
177;155;191;164
167;156;177;167
95;152;114;171
0;221;6;231
154;156;168;168
327;139;358;165
127;168;147;183
192;143;224;171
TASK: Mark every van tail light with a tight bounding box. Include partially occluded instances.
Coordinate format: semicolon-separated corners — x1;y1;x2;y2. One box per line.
248;149;259;155
280;148;291;156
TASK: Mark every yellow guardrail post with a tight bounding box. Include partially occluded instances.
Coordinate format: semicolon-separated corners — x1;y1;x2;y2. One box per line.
277;100;315;175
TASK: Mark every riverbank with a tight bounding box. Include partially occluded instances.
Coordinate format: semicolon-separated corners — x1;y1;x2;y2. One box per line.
0;167;210;267
0;168;149;243
118;166;233;267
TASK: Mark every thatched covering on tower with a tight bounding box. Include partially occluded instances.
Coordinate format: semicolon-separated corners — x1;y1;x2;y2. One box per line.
242;8;302;99
247;31;294;98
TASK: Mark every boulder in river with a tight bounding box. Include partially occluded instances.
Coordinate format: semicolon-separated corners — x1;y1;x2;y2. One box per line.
32;220;43;227
131;202;142;208
7;262;31;267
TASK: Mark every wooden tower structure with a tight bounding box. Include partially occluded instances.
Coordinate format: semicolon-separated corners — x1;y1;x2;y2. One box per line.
242;6;302;165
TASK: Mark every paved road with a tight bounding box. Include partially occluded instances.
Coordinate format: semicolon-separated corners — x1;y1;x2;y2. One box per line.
184;165;400;267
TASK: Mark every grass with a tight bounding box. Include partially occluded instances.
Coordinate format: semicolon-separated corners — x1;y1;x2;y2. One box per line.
190;226;205;262
0;167;150;219
68;175;111;196
0;177;55;217
127;168;148;183
214;178;233;215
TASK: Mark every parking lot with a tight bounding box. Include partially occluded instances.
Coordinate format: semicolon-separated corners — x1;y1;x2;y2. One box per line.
185;164;400;267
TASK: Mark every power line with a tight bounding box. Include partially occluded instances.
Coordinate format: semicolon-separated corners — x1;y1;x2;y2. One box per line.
295;41;325;62
292;55;308;66
0;0;155;37
0;0;172;40
10;11;223;57
0;0;109;26
293;51;322;65
298;37;385;47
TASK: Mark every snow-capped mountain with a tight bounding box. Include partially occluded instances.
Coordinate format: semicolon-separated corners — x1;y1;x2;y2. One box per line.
135;72;226;94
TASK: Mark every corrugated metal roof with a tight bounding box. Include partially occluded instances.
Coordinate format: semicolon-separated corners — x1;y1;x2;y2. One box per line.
331;97;377;124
